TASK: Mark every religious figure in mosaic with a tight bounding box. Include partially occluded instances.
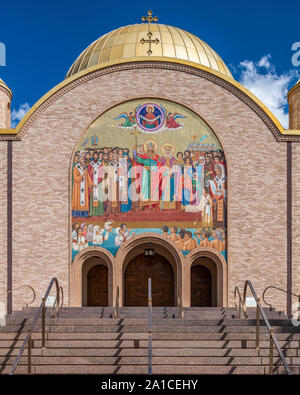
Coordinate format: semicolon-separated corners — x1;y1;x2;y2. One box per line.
72;156;93;217
132;140;161;208
88;151;104;216
165;112;186;129
114;112;136;128
159;143;176;209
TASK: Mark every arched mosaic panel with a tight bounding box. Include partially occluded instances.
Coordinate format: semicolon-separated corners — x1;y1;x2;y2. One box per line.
71;98;227;261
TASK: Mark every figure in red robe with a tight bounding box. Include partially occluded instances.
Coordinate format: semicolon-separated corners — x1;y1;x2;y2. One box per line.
142;105;159;129
166;112;181;128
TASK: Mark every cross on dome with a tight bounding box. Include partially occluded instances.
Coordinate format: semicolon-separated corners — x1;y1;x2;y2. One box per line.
140;10;159;56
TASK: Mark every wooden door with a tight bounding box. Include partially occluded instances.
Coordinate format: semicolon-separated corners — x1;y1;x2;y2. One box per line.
125;254;174;306
191;265;212;307
87;265;108;306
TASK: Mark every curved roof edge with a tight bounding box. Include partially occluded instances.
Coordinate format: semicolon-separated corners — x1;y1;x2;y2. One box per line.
0;58;287;138
288;79;300;98
0;78;12;98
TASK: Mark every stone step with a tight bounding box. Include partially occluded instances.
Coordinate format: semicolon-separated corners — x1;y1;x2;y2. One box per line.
0;339;299;349
20;306;279;312
0;347;298;357
8;313;286;322
1;324;299;334
3;355;299;366
3;316;296;327
21;306;236;311
14;307;286;320
1;331;299;341
0;364;295;375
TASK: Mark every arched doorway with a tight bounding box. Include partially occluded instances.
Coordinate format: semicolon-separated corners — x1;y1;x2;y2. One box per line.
87;264;108;306
70;247;114;307
81;256;109;306
191;265;212;307
186;249;227;307
124;253;174;306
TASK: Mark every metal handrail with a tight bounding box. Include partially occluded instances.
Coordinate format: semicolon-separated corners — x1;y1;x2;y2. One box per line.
234;286;246;319
177;288;184;318
148;278;152;375
9;277;61;375
59;286;64;309
235;280;292;375
0;285;36;307
262;285;300;315
114;286;119;318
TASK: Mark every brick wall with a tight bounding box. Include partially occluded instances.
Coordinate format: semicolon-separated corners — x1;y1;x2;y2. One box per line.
292;144;300;311
0;142;7;310
0;88;10;129
0;87;10;311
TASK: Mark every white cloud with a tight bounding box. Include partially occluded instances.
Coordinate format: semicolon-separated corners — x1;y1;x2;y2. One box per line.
256;55;272;69
237;54;298;129
11;102;30;128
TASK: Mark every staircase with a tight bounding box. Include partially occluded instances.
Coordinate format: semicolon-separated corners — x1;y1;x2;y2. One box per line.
1;306;300;375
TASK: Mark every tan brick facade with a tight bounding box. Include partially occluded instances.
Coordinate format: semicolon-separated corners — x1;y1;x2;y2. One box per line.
292;143;300;310
0;84;10;312
0;63;297;312
0;86;11;129
0;142;7;309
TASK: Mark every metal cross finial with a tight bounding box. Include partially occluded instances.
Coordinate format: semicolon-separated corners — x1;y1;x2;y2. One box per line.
140;10;159;56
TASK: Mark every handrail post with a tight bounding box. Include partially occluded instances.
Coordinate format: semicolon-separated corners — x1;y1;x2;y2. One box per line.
115;286;119;318
269;328;274;375
55;280;59;318
28;330;32;375
59;286;64;309
178;288;184;319
42;297;46;348
256;298;260;350
148;277;152;375
234;287;244;319
52;278;60;318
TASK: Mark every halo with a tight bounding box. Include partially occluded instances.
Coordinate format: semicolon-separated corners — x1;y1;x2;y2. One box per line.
146;105;155;112
161;142;175;154
136;103;165;132
144;139;158;152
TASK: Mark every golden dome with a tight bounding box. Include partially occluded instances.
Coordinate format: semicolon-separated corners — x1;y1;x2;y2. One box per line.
66;24;233;79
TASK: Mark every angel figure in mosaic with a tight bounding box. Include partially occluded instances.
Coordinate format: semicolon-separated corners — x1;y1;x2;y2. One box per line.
165;112;186;129
114;112;136;128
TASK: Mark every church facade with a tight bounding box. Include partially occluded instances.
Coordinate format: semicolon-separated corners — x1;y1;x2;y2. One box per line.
1;15;300;314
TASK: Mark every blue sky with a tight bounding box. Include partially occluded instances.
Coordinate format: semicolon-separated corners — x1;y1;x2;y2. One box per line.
1;0;299;128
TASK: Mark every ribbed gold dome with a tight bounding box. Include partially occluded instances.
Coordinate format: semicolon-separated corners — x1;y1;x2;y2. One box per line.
66;24;233;79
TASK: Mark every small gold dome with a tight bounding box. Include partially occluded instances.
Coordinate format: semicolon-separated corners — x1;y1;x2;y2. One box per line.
66;24;233;79
0;78;12;97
